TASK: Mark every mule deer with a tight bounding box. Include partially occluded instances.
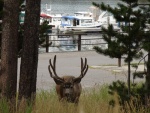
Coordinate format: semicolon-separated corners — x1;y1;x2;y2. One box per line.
48;55;88;103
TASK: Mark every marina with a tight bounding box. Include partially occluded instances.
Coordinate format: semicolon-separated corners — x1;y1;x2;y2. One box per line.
21;0;148;53
40;3;120;32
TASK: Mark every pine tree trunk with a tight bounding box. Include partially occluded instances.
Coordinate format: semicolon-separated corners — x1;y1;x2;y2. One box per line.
118;58;121;67
18;0;41;101
127;60;131;96
0;0;19;99
145;51;150;105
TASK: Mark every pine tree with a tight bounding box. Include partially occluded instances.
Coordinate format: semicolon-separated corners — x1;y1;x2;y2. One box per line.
39;20;53;48
18;0;41;101
0;0;3;57
93;0;145;95
1;0;19;100
138;0;150;104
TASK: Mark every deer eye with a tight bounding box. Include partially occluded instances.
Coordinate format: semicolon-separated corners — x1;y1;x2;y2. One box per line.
70;85;73;88
63;83;73;88
63;85;66;88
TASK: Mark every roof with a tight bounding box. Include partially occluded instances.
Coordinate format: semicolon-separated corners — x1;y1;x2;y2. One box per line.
74;11;92;15
61;16;79;20
40;13;52;18
61;15;93;20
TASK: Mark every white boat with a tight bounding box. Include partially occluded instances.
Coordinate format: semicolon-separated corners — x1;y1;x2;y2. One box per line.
59;12;102;33
40;13;62;27
59;11;122;33
49;13;62;28
98;11;120;30
40;13;52;25
74;11;93;17
40;4;63;29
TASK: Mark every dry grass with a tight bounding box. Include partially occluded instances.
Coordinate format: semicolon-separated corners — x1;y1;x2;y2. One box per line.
31;86;112;113
0;85;150;113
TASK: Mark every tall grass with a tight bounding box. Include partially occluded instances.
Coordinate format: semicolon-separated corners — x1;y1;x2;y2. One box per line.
0;85;149;113
0;98;10;113
32;85;112;113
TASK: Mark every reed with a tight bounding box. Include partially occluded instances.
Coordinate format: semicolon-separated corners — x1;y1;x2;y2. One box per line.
0;85;149;113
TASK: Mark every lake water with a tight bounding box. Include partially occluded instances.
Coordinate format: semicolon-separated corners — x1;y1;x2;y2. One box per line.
41;0;120;14
41;0;146;14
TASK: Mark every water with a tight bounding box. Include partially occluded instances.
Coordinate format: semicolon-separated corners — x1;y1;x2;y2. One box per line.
41;0;120;14
41;0;146;14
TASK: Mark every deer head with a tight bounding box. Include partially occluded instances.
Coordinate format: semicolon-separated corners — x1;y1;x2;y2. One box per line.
48;55;88;103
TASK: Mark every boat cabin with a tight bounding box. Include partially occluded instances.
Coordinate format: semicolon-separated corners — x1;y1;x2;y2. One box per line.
60;15;94;28
40;13;52;25
98;11;117;25
74;12;92;17
50;14;62;28
40;13;62;28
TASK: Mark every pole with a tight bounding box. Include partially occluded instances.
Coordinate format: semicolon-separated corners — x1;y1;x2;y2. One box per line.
46;35;49;53
78;34;81;51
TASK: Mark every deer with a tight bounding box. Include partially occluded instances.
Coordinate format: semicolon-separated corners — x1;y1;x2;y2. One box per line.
48;55;88;104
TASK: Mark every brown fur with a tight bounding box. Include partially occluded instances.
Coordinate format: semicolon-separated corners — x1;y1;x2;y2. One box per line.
48;55;88;104
55;76;82;103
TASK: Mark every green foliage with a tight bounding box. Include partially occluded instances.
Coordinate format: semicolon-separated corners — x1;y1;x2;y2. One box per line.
139;2;150;52
0;98;9;113
133;71;146;78
93;0;145;63
93;0;150;97
25;104;32;113
39;20;53;47
108;80;147;112
94;25;126;59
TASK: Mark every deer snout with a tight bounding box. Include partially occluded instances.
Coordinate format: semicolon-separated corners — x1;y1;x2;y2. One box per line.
64;88;71;94
65;93;70;96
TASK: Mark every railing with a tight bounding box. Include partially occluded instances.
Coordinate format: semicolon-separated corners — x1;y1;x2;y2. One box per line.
43;33;107;53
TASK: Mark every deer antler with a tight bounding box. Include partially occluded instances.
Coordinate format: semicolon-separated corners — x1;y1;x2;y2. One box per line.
48;55;64;81
74;57;88;82
80;57;88;78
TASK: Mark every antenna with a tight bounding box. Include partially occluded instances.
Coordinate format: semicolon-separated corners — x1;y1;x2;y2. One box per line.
46;3;51;14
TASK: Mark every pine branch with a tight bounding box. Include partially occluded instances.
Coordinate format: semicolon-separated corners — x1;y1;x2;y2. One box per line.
133;53;148;79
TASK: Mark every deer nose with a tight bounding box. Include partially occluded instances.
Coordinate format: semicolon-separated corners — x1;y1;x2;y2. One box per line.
65;93;70;96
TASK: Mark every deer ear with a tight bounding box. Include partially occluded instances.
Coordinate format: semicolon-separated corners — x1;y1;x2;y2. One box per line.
53;78;64;85
73;78;81;84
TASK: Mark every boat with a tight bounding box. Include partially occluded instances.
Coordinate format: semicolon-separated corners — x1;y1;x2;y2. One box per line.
59;10;122;33
48;13;62;28
74;11;93;17
40;13;52;25
40;4;63;29
98;11;120;30
59;12;102;33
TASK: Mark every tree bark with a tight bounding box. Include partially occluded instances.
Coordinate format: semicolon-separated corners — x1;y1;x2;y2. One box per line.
118;58;121;67
145;52;150;105
18;0;41;101
0;0;19;99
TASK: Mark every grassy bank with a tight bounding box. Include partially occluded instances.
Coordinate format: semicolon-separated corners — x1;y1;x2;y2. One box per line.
30;85;112;113
0;85;149;113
